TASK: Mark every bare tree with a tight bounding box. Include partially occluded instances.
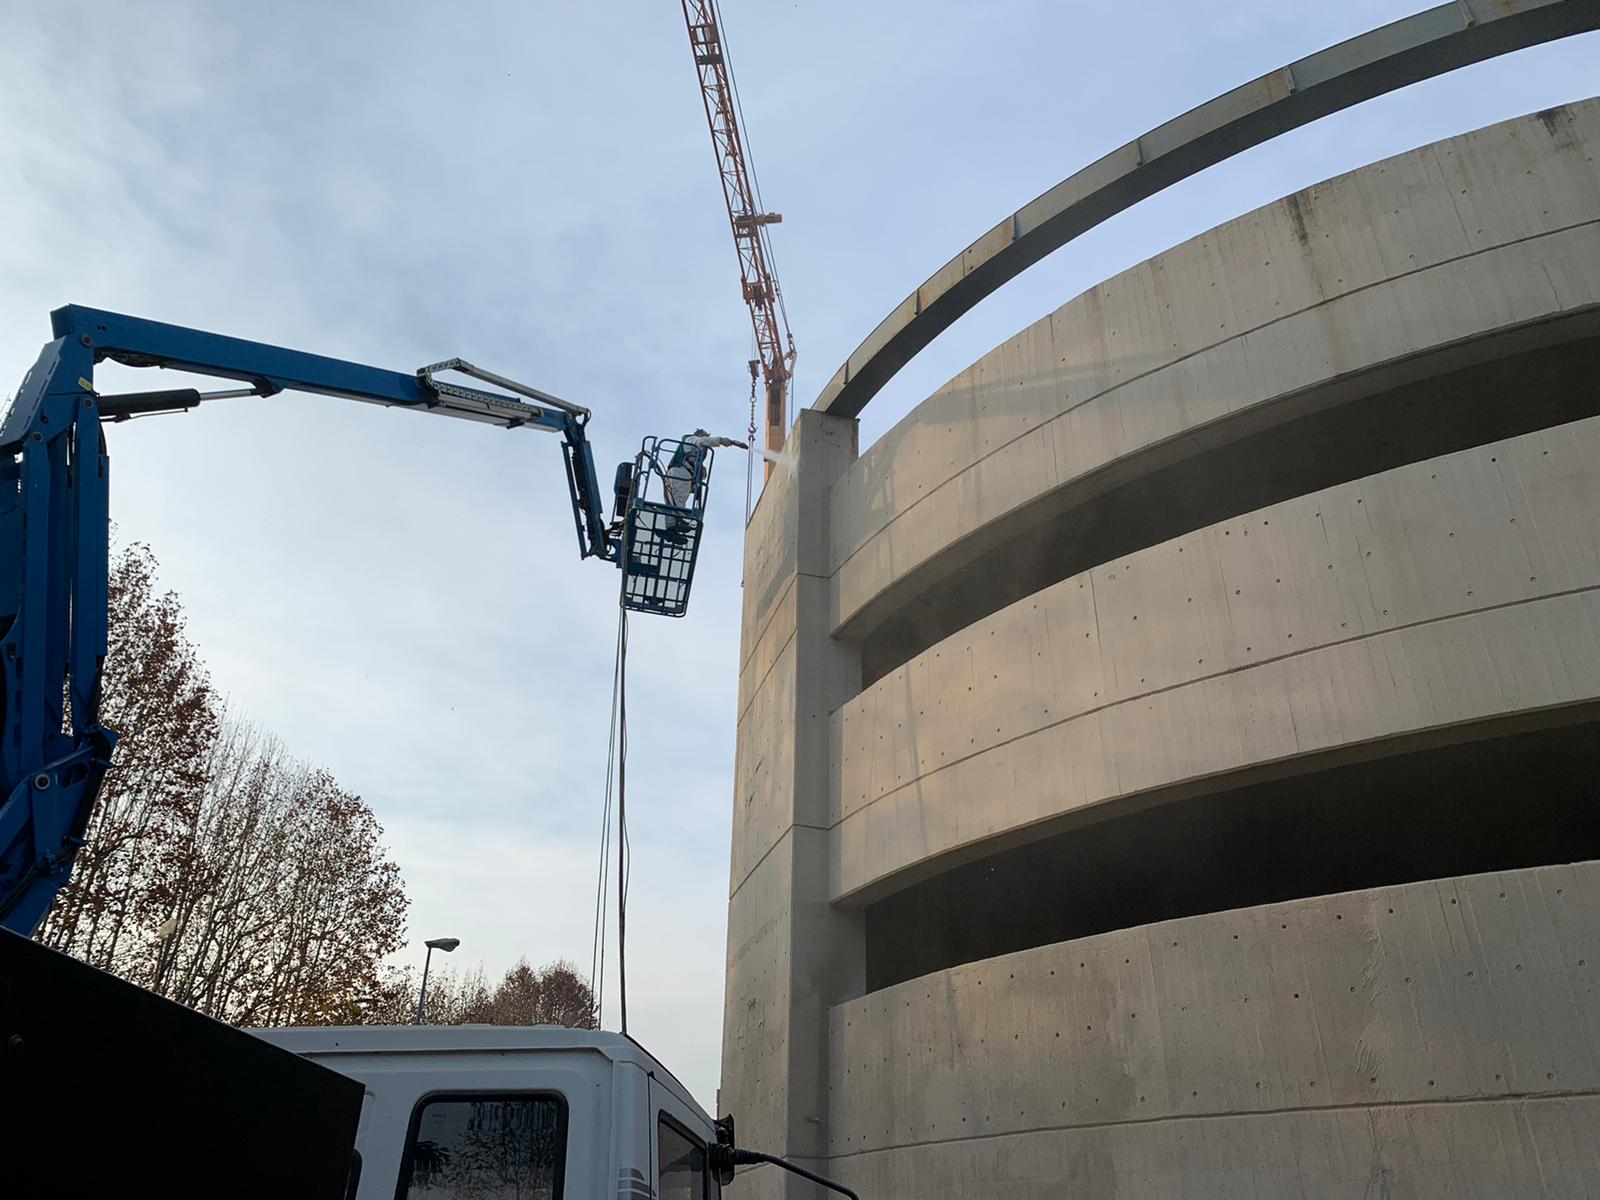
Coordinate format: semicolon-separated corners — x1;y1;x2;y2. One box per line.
148;717;410;1026
463;959;597;1030
366;959;597;1029
365;962;494;1026
37;542;411;1029
527;962;599;1030
36;542;217;975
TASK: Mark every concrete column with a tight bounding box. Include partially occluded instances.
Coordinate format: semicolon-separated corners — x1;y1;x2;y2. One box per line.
721;408;861;1194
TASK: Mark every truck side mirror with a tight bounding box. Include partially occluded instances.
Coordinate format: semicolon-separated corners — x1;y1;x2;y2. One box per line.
711;1115;737;1187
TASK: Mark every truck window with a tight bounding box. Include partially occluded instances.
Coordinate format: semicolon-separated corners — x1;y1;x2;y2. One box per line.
658;1114;716;1200
398;1093;566;1200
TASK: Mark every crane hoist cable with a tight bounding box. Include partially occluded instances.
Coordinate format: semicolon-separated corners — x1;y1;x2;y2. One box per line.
744;358;759;527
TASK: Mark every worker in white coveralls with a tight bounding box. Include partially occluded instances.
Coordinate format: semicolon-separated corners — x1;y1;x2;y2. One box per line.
664;428;742;512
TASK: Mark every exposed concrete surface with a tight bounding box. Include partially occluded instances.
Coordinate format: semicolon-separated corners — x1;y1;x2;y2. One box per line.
724;99;1600;1200
828;863;1600;1197
861;719;1600;990
828;101;1600;640
813;0;1600;420
834;416;1600;901
851;330;1600;689
832;1098;1600;1198
722;410;863;1194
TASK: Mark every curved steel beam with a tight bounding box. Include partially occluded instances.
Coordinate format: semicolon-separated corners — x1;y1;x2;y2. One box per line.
815;0;1600;419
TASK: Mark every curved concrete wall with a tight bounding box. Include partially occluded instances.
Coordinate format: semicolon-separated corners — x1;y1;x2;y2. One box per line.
828;862;1600;1196
828;101;1600;641
833;415;1600;902
722;99;1600;1199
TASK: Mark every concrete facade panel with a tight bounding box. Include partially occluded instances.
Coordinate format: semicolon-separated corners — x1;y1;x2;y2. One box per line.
724;95;1600;1197
827;103;1600;637
724;412;864;1196
722;826;796;1152
834;418;1600;899
838;591;1600;896
827;864;1600;1195
830;1097;1600;1199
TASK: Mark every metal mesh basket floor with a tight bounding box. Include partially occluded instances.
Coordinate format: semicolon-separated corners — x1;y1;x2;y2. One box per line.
620;501;703;617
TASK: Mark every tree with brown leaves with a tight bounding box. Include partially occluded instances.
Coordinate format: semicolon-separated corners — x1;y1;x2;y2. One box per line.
366;958;597;1029
36;542;217;975
36;543;410;1029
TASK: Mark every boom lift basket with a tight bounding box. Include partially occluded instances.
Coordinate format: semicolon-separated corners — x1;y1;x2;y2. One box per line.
618;436;714;617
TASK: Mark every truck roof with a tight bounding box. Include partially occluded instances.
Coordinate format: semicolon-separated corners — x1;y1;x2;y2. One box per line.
252;1024;712;1123
258;1023;641;1056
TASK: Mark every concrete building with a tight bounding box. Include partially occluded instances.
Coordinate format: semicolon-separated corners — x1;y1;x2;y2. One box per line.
722;20;1600;1197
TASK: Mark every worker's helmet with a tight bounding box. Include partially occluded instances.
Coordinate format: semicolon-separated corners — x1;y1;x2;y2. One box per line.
692;428;709;437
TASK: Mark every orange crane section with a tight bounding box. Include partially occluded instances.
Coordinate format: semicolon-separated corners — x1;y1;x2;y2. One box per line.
680;0;796;474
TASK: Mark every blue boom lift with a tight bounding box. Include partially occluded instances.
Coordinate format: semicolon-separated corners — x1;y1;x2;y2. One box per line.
0;304;718;938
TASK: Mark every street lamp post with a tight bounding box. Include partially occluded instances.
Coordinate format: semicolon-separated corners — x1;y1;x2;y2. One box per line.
414;936;460;1024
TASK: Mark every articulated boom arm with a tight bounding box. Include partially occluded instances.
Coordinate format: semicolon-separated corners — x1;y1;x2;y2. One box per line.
0;305;621;935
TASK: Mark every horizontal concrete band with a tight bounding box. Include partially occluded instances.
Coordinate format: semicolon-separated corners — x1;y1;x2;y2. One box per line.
831;1097;1600;1199
832;417;1600;902
813;0;1600;421
828;862;1600;1170
742;406;859;650
828;101;1600;638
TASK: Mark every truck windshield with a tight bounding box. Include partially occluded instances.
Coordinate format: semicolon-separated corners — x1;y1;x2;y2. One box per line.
400;1093;566;1200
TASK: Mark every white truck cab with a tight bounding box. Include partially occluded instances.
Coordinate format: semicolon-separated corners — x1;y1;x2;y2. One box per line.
255;1025;722;1200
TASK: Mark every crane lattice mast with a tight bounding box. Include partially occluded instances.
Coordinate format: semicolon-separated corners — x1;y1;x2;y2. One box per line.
680;0;796;473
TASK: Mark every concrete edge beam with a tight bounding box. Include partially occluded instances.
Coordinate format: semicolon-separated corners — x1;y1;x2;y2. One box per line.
828;861;1600;1159
812;0;1600;420
833;585;1600;902
831;1097;1600;1198
836;414;1600;828
825;100;1600;634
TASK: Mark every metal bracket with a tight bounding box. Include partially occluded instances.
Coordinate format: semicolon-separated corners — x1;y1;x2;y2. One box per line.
418;358;589;423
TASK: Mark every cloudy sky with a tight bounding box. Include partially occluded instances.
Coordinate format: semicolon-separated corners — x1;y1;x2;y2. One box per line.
3;1;1596;1108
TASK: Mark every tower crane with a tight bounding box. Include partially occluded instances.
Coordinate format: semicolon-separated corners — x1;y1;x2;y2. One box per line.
680;0;796;478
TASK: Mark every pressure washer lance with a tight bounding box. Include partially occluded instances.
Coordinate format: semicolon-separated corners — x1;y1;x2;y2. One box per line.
665;429;747;511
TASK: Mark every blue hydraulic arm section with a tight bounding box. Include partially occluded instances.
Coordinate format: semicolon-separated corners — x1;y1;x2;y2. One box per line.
0;304;635;936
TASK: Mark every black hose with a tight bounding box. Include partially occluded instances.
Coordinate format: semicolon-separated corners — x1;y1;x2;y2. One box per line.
616;609;630;1034
725;1149;858;1200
